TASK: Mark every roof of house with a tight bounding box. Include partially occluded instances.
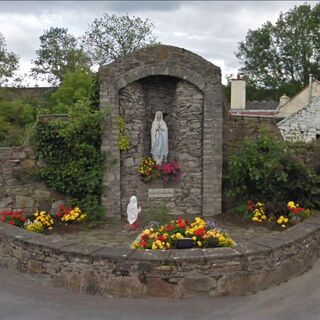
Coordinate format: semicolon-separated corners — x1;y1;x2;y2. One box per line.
277;96;320;127
246;100;279;110
229;110;278;117
228;100;279;118
277;79;320;111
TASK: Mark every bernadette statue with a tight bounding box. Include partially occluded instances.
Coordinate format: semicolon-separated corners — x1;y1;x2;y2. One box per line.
126;196;141;232
151;111;168;165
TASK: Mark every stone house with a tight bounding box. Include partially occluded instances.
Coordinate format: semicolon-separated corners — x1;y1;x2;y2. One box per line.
277;79;320;117
277;97;320;142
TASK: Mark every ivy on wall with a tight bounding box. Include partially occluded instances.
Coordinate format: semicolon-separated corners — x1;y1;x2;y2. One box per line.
118;116;130;151
33;101;106;221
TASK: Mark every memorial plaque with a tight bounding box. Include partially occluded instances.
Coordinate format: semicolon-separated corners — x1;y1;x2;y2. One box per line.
148;188;174;198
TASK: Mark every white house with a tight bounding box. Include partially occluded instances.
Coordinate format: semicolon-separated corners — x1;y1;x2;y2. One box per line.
277;97;320;142
277;79;320;117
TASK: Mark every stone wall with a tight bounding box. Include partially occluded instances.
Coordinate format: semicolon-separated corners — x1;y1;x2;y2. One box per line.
119;76;203;215
278;97;320;142
0;146;66;213
0;215;320;298
223;114;281;161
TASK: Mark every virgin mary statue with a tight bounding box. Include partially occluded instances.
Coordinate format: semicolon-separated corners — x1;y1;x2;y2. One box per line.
151;111;168;164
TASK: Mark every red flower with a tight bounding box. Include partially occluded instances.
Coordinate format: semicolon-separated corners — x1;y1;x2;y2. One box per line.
194;228;206;237
178;220;187;229
247;200;255;212
139;240;148;248
157;235;166;242
165;224;174;231
8;221;15;225
141;234;149;241
0;217;5;222
293;207;304;215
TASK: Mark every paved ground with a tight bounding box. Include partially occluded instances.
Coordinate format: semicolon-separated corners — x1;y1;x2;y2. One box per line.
0;260;320;320
46;214;273;248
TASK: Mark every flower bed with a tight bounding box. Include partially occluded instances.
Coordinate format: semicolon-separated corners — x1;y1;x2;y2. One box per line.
246;201;312;228
0;205;87;234
132;217;235;250
0;210;27;227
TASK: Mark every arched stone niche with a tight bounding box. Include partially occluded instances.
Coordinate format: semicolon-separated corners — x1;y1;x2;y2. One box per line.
99;45;223;217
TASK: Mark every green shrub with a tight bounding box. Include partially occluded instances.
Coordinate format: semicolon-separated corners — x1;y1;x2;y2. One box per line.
0;100;37;147
0;100;36;127
226;131;320;209
33;100;106;221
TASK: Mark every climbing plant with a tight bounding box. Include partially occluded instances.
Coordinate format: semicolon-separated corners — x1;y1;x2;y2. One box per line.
118;116;130;151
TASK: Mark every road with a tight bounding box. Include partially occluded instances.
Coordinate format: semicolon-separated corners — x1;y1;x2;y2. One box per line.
0;260;320;320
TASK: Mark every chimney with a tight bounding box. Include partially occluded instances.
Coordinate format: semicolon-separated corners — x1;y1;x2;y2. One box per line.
278;94;290;108
230;74;246;110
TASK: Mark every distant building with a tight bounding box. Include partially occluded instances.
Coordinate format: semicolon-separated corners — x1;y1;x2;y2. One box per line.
228;76;320;121
277;97;320;143
277;80;320;117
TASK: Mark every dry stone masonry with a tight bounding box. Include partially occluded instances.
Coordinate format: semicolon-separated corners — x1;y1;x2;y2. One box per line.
119;76;204;215
0;215;320;298
0;147;65;213
100;45;223;217
278;97;320;143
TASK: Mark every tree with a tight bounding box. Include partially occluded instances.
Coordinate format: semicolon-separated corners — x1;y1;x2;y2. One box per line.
236;3;320;93
50;68;95;113
0;33;19;86
83;13;158;65
31;27;91;85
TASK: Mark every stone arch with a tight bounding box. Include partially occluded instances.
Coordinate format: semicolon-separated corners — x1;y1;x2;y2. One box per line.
99;45;223;217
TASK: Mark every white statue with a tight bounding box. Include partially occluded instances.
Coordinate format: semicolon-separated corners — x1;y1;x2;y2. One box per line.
151;111;168;164
127;196;141;225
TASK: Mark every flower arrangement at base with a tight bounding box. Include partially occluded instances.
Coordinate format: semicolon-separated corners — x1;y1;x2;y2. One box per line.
156;160;181;183
246;200;312;228
138;157;157;182
138;157;182;184
56;205;87;224
132;217;235;250
0;210;27;227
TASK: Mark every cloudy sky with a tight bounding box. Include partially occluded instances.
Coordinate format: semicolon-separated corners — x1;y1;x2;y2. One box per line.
0;1;315;86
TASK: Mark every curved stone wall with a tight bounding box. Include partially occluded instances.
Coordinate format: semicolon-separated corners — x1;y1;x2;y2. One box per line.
0;216;319;298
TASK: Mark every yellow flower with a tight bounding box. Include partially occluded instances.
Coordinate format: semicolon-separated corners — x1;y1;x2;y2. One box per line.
176;233;183;239
287;201;296;209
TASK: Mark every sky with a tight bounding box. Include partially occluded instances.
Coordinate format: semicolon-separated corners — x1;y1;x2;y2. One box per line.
0;1;315;86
